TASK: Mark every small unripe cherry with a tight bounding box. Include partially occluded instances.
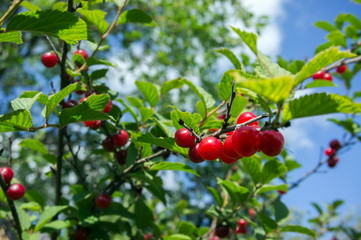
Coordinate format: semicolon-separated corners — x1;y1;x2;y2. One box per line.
103;100;113;113
329;139;341;150
74;49;89;60
95;194;112;209
102;137;116;152
188;144;205;164
232;126;261;157
115;150;127;165
260;130;284;157
41;52;58;68
327;156;339;168
112;130;129;146
336;64;347;74
237;112;259;127
197;137;223;161
215;225;229;238
324;147;335;156
6;183;26;200
0;167;14;183
175;128;196;148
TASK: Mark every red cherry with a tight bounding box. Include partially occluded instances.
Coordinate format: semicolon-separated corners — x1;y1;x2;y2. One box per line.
329;139;341;150
6;183;26;200
79;97;88;103
215;225;229;238
188;144;205;164
0;167;14;184
63;100;78;108
237;112;259;127
95;194;112;209
83;120;101;130
336;65;347;74
103;100;113;113
237;218;247;227
41;52;58;68
197;137;223;161
220;151;238;164
74;49;89;60
208;237;220;240
325;147;335;156
327;156;339;168
236;225;247;234
248;208;256;218
75;90;85;95
73;228;90;240
260;130;284;157
175;128;196;148
115;150;127;165
323;72;333;81
223;136;243;159
278;190;286;195
312;71;325;80
112;130;129;147
144;234;153;240
232;126;261;157
102;137;116;152
217;114;226;120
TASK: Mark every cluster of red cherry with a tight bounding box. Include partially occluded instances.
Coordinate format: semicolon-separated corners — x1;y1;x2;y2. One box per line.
324;139;342;168
312;64;347;81
175;112;285;164
0;167;26;201
41;49;89;69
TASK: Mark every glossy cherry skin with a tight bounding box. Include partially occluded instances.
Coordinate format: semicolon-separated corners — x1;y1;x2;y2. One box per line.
175;128;196;148
0;167;14;183
95;194;112;209
102;137;116;152
237;112;259;127
74;49;89;60
278;190;286;195
188;144;205;164
41;52;58;68
329;139;341;150
323;72;333;81
232;126;261;157
223;136;243;159
144;234;153;240
312;71;325;80
219;151;238;164
325;147;335;156
260;130;284;157
237;218;247;227
327;156;339;168
115;150;127;165
79;97;88;103
83;120;102;130
197;137;223;161
215;225;229;238
103;100;113;113
236;225;247;234
248;208;256;218
63;100;78;108
112;130;129;147
73;228;90;240
336;64;347;74
6;183;26;200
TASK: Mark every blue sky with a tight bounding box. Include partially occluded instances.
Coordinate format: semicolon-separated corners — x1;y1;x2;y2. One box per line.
244;0;361;225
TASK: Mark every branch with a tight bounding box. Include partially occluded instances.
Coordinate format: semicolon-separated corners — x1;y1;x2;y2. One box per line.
178;119;202;142
322;55;361;72
0;0;24;28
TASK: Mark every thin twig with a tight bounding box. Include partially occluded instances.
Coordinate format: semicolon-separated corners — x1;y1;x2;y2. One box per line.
178;119;202;142
0;0;24;28
322;55;361;73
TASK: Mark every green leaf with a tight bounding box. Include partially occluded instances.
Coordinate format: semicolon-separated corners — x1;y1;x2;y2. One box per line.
15;91;48;105
163;234;192;240
294;47;356;86
282;93;361;122
161;78;185;95
217;179;249;205
305;80;337;88
311;202;323;215
20;1;41;11
86;57;116;67
261;160;287;184
235;75;294;103
352;0;361;4
34;206;67;231
150;162;199;177
328;118;361;135
255;52;292;78
19;139;48;154
230;95;248;119
90;69;108;80
135;133;188;155
285;160;301;172
241;156;262;184
6;10;88;44
44;83;83;119
81;94;110;111
257;184;288;194
116;98;139;122
134;200;153;228
43;220;71;230
139;107;154;123
231;27;258;54
118;9;156;26
206;187;223;207
77;9;108;33
135;81;160;107
25;190;45;207
183;79;215;110
178;221;198;237
314;21;337;31
281;225;316;238
11;92;47;111
0;109;32;132
258;211;278;233
215;48;243;69
17;207;32;230
273;198;289;222
326;30;346;47
126;96;144;109
152;117;173;138
0;31;22;44
170;107;202;133
335;13;361;29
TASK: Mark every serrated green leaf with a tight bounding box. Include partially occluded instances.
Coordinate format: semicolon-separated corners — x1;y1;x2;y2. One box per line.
326;30;346;47
236;75;294;103
314;21;337;32
328;118;361;135
273;198;289;222
6;10;88;44
11;92;44;111
206;187;223;207
136;133;188;155
163;234;192;240
183;79;215;111
139;107;154;122
0;109;32;132
305;80;337;88
255;52;292;78
43;220;71;230
241;156;262;184
282;93;361;122
77;9;108;33
0;31;22;44
116;98;139;122
44;83;83;119
150;162;199;177
231;27;258;54
152;117;173;137
294;47;356;85
82;94;110;111
215;48;243;69
258;211;278;233
161;78;185;95
281;225;316;238
34;206;67;231
90;69;108;80
118;9;156;26
170;107;201;133
217;179;249;205
257;184;288;194
135;81;160;107
19;139;48;154
261;160;287;184
315;42;333;54
126;96;144;109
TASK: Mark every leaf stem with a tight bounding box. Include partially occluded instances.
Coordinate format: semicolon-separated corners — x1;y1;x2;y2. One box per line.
0;0;24;28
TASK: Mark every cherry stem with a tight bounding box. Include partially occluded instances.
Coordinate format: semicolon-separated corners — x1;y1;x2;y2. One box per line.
178;119;202;142
0;176;23;240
